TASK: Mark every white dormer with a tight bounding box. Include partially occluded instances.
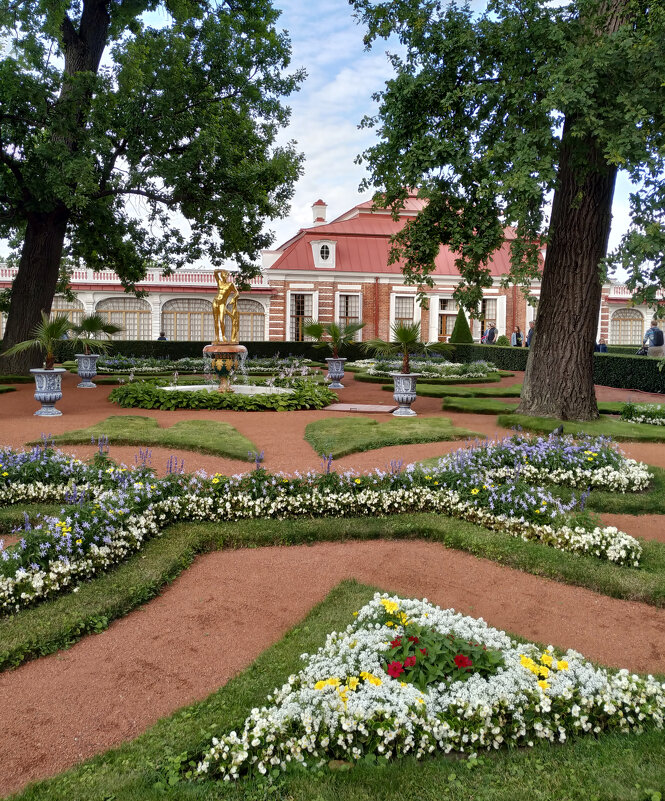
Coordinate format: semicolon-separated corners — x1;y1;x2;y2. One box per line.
310;239;336;269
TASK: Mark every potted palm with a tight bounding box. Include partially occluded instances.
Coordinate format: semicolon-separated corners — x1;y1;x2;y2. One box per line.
362;321;425;416
1;312;72;416
70;313;122;388
303;320;365;388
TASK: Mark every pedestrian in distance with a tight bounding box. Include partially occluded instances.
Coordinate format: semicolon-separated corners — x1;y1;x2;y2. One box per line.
157;332;167;341
484;324;498;344
525;321;535;347
643;320;664;358
511;326;523;347
594;338;608;353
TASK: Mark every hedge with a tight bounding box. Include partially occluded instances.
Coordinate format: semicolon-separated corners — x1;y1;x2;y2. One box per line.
452;344;665;393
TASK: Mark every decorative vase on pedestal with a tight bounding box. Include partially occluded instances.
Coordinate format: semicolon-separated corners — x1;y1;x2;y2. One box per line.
203;343;248;391
390;372;420;417
30;368;66;416
325;357;347;389
75;353;100;388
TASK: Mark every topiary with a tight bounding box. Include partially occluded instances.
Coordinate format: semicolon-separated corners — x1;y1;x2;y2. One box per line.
495;335;510;346
448;308;474;344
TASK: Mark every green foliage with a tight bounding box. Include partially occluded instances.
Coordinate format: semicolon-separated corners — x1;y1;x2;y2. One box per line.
108;380;337;411
0;0;304;296
70;314;123;354
0;386;16;395
593;353;665;394
302;321;366;358
419;383;524;398
453;344;530;372
0;374;35;383
351;0;665;309
362;322;431;373
443;397;519;415
495;335;510;346
42;416;258;461
1;312;72;368
304;416;481;458
448;308;474;344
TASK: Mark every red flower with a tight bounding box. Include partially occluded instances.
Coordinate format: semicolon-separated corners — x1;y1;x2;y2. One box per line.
454;654;473;669
404;655;417;667
390;638;402;648
408;636;419;644
419;647;428;656
387;661;404;678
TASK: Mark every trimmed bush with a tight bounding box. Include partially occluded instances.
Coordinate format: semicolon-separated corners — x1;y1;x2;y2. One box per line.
449;308;474;344
453;343;530;371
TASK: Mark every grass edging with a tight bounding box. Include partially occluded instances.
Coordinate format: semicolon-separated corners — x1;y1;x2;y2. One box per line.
5;580;665;801
501;413;665;441
3;509;665;674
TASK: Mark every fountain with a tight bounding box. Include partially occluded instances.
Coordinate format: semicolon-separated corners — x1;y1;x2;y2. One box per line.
164;270;293;397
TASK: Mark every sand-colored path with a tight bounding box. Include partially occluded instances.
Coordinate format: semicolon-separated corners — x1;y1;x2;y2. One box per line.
2;539;665;797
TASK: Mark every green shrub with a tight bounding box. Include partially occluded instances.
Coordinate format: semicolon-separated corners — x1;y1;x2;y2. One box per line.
452;343;530;371
495;335;510;346
108;380;337;411
448;308;474;344
593;353;664;393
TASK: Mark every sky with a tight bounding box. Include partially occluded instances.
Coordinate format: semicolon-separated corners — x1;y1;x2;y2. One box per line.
0;0;638;272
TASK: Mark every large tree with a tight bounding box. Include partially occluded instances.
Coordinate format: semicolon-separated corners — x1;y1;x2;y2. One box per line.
0;0;303;372
352;0;665;420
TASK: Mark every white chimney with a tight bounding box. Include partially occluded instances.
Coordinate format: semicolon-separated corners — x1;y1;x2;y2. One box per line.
311;199;327;224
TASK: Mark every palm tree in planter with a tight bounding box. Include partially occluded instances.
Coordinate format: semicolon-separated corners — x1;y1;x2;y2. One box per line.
302;320;365;388
1;312;72;416
362;321;427;416
70;314;123;388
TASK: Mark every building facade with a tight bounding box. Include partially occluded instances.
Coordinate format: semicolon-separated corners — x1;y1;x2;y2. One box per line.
0;193;661;345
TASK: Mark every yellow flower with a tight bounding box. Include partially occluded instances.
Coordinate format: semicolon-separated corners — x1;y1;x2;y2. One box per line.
314;681;327;691
587;457;594;461
557;660;569;671
471;488;480;495
352;611;358;617
327;677;340;688
76;539;83;544
534;508;541;513
354;478;361;484
434;481;439;485
386;621;394;627
360;671;382;686
380;599;399;614
541;500;547;506
540;654;553;667
425;475;432;480
347;677;359;691
212;478;219;484
349;640;357;649
416;698;425;704
1;472;8;477
538;680;549;691
400;682;407;687
105;467;114;474
539;666;550;678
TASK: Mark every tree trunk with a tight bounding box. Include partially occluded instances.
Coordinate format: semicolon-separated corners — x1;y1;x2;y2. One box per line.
2;209;70;373
1;0;111;374
518;118;617;420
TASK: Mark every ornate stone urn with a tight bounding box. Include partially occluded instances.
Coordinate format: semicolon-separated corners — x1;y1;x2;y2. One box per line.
75;353;101;388
325;357;347;389
203;343;248;392
30;368;66;416
390;372;421;416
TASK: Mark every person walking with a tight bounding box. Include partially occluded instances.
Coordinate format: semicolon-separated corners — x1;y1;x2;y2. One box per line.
525;321;535;347
484;323;498;344
510;325;523;347
643;320;664;358
594;338;608;353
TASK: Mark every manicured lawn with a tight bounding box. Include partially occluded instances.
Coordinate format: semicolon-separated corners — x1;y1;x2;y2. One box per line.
440;398;626;415
552;465;665;516
8;580;665;801
419;383;524;398
501;413;665;442
0;503;64;535
304;416;481;458
0;386;16;394
0;374;33;384
36;415;258;460
5;508;665;673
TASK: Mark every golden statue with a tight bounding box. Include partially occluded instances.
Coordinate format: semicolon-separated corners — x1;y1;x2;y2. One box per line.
212;270;239;344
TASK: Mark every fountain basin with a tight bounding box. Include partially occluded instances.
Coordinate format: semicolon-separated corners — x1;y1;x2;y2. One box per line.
163;384;294;396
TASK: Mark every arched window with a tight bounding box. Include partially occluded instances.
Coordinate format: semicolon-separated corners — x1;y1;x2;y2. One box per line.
96;297;152;340
50;295;85;325
610;308;644;345
238;299;265;341
161;298;213;341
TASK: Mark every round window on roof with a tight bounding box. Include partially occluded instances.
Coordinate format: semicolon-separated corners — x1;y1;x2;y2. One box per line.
320;244;330;261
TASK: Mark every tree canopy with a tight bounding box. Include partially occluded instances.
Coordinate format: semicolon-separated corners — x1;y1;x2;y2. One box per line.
352;0;665;310
0;0;304;370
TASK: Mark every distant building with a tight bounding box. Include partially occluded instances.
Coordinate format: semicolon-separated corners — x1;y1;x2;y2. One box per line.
1;192;661;344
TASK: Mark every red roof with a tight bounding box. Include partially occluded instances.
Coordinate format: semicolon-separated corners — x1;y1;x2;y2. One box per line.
266;196;520;277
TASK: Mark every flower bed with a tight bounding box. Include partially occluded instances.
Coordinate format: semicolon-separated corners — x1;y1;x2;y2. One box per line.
620;402;665;427
347;358;495;379
0;434;649;615
108;378;335;411
196;594;665;781
96;355;315;375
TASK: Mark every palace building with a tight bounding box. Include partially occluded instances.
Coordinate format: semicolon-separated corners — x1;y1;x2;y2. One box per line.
0;193;659;345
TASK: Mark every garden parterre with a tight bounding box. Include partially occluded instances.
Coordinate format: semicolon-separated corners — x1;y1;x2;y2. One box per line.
0;434;651;615
96;355;314;374
621;402;665;427
196;593;665;781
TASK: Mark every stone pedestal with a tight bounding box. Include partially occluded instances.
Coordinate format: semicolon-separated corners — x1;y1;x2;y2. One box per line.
203;343;248;392
30;368;66;416
390;372;420;416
